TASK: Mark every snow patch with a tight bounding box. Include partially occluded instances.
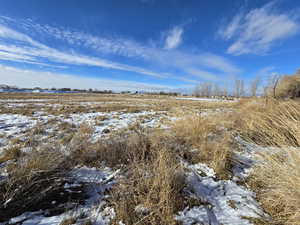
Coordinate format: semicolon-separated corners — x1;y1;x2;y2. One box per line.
176;163;268;225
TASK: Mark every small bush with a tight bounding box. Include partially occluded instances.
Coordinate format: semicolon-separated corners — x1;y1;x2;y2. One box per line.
276;72;300;98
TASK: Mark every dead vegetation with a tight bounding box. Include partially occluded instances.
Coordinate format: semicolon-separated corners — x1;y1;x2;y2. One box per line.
276;70;300;99
2;92;300;224
110;147;185;225
248;148;300;225
235;99;300;225
0;146;22;164
236;99;300;147
0;95;241;224
171;113;234;178
0;92;236;117
0;149;85;222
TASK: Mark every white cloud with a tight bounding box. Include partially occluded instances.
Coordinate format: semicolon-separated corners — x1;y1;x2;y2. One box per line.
0;24;168;79
220;2;300;55
0;65;177;92
219;14;242;40
164;26;184;49
0;50;34;61
15;18;241;77
0;17;241;84
185;68;219;81
198;53;240;74
256;66;276;77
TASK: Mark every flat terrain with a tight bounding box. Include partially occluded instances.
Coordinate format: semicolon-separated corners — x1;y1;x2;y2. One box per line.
0;93;298;225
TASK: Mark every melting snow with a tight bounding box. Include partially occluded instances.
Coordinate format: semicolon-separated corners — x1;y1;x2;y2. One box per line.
176;163;268;225
175;97;234;102
0;114;37;136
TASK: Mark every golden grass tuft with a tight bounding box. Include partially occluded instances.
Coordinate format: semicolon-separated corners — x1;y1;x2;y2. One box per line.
171;113;234;177
110;147;185;225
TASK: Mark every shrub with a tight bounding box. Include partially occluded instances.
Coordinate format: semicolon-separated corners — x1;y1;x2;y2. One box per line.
276;72;300;99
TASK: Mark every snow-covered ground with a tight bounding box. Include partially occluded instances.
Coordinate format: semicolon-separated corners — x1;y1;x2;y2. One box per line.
0;110;172;141
0;114;38;136
0;97;269;225
0;99;56;103
175;97;235;102
176;160;268;225
0;137;269;225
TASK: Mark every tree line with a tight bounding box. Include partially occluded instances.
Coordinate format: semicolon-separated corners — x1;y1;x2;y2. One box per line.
193;69;300;99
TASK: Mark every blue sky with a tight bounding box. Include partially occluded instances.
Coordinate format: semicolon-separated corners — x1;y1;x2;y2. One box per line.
0;0;299;92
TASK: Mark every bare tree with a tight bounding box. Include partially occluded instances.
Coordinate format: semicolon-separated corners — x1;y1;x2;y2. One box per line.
268;74;281;98
241;80;245;97
212;83;221;97
201;82;213;97
250;76;261;97
194;84;201;97
222;85;228;98
194;83;214;97
234;79;244;98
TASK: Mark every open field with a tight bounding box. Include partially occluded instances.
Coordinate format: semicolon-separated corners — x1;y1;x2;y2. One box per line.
0;93;299;225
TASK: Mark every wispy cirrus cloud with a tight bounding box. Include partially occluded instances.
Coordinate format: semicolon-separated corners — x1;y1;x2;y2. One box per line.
0;23;168;79
40;24;240;76
256;66;276;77
0;16;241;87
185;68;219;81
219;2;300;55
164;26;184;50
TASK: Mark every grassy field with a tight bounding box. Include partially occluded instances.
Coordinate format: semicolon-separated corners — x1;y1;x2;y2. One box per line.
0;93;299;225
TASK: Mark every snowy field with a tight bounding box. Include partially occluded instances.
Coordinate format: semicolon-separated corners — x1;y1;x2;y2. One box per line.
175;97;235;102
0;93;270;225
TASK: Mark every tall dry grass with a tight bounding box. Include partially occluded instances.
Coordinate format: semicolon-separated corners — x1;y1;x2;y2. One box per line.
111;148;185;225
236;99;300;225
249;148;300;225
0;149;78;221
171;113;234;177
236;100;300;147
66;126;187;224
